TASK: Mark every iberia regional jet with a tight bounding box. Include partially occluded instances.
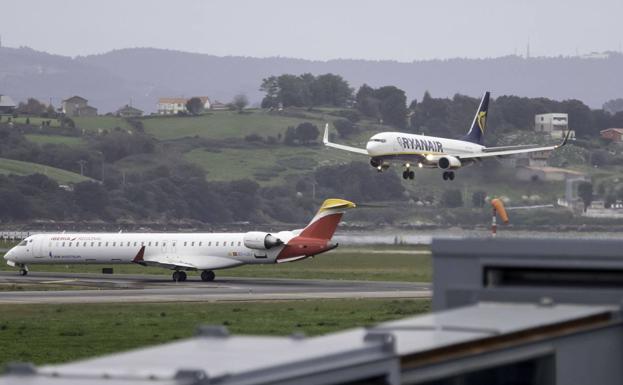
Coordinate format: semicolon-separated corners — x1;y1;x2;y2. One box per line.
324;91;570;181
3;199;355;282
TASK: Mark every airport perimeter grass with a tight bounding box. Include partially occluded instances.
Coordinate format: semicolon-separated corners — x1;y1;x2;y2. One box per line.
0;299;430;367
0;247;432;283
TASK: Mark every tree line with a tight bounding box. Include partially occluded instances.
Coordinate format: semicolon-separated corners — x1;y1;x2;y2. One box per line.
260;73;623;141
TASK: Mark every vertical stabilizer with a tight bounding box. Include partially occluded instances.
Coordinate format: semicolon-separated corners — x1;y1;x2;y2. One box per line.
299;199;356;240
462;91;490;145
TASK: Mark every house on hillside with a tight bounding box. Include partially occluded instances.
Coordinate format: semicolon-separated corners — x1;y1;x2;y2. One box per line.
157;98;187;115
0;95;16;114
534;113;574;139
157;96;211;115
600;128;623;142
116;104;143;118
62;96;98;117
197;96;211;110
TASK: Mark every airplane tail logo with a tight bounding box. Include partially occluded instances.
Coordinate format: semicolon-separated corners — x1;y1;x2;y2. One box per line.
299;198;356;240
462;91;490;145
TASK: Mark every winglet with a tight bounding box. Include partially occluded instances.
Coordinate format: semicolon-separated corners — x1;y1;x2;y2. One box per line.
132;246;146;264
323;123;329;145
558;128;572;148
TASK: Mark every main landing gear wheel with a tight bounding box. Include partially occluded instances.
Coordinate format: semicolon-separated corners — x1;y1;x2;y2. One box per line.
402;170;415;180
201;270;216;282
442;171;455;181
19;269;28;276
172;271;187;282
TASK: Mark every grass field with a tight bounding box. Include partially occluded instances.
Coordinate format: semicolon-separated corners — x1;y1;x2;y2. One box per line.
8;117;60;127
0;247;431;282
0;157;91;184
73;116;132;132
0;299;430;366
25;134;86;147
142;110;328;140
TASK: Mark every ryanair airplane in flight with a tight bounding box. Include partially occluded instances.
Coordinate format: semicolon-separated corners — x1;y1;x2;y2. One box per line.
324;92;570;181
4;199;355;282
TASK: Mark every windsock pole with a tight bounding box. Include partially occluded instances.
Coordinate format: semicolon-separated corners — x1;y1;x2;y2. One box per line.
492;207;497;237
490;198;509;237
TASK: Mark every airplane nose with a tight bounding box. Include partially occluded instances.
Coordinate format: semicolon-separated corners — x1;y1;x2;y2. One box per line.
366;141;377;154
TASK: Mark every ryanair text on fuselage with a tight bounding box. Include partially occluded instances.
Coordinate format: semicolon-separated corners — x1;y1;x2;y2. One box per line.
397;137;443;153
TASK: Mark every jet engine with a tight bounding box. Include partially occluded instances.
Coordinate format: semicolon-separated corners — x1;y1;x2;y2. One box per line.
243;232;284;250
438;156;462;170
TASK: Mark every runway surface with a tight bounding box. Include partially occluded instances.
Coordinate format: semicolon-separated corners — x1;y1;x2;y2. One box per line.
0;271;430;304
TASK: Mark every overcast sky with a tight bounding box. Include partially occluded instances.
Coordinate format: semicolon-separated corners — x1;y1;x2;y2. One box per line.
2;0;622;61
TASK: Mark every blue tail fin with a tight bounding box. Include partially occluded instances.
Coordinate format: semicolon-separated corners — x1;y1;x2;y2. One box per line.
462;92;490;145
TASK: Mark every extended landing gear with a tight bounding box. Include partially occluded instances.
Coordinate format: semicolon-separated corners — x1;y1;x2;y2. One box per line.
172;271;187;282
442;171;455;181
402;164;415;180
402;170;415;180
201;270;216;282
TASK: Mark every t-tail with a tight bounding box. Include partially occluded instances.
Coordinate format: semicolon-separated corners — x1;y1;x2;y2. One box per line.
276;199;356;262
299;198;356;240
462;91;490;145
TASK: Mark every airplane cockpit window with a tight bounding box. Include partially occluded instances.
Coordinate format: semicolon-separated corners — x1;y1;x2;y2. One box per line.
370;138;386;143
18;240;28;246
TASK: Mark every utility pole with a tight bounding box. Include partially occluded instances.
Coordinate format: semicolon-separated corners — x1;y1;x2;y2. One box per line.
77;160;87;176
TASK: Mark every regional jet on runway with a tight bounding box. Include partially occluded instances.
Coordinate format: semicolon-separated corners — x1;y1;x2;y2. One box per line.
3;199;355;282
324;92;570;181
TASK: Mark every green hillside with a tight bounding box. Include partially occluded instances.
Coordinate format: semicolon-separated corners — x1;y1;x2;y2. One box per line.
142;110;327;140
25;134;86;147
0;158;91;184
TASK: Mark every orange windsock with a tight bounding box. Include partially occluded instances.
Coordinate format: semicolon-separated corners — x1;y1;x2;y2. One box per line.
491;198;509;224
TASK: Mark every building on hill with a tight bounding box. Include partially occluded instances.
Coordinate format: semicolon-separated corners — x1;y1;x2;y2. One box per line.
116;104;143;118
534;113;575;139
0;95;16;114
157;96;211;115
157;97;187;115
197;96;211;110
62;96;98;117
600;128;623;142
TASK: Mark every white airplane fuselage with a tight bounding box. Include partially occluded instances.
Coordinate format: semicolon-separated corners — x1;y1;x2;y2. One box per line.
5;232;296;270
365;132;484;167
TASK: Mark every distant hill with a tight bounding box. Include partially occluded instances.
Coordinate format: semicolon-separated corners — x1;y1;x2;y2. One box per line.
1;46;622;113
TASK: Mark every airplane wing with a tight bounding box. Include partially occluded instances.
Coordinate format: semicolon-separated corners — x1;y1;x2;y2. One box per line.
323;124;369;156
132;247;243;270
459;130;571;160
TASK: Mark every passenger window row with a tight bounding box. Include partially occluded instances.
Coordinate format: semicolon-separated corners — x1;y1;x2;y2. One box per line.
51;240;243;248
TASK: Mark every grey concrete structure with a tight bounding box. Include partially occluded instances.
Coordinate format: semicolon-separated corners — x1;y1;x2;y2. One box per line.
431;237;623;310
